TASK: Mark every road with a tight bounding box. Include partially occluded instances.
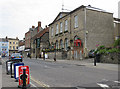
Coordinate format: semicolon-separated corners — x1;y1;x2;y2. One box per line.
1;57;120;89
24;58;119;88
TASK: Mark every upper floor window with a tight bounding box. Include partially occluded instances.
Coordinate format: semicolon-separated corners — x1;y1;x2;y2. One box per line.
16;42;18;44
65;20;68;31
51;27;54;36
10;42;11;44
60;22;63;33
56;24;59;34
74;15;78;28
13;42;15;44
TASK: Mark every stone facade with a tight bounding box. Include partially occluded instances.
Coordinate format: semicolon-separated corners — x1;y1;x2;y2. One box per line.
100;53;120;64
49;5;115;60
8;37;19;55
30;21;43;58
113;18;120;40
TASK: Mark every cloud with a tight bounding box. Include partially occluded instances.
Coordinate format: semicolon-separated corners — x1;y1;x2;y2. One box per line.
0;0;119;40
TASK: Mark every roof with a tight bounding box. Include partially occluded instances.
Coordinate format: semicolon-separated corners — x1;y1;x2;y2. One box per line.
8;38;19;40
0;38;8;42
52;12;70;24
32;27;49;40
49;5;113;26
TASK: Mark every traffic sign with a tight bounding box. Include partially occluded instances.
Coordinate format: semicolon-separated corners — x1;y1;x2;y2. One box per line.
14;62;24;81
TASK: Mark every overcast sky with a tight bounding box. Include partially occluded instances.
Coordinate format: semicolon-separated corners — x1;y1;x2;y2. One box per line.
0;0;119;40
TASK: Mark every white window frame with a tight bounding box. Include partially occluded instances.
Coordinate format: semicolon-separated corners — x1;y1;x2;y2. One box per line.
56;41;59;49
74;15;78;28
60;40;63;49
51;27;54;36
65;38;68;50
60;22;63;33
65;20;68;31
56;24;58;34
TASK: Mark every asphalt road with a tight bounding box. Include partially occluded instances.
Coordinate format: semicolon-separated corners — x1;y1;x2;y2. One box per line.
1;57;119;89
22;58;119;88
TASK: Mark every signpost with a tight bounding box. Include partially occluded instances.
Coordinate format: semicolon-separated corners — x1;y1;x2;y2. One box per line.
18;66;30;88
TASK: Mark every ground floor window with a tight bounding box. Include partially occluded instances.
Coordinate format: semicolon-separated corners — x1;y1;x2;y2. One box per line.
65;38;68;51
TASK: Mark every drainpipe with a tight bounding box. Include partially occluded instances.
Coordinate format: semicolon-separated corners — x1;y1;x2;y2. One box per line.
70;14;72;60
84;6;87;57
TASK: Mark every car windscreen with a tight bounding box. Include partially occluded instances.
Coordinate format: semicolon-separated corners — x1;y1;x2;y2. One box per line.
11;53;21;56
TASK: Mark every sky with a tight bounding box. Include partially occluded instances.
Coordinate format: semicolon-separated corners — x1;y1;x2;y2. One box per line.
0;0;120;40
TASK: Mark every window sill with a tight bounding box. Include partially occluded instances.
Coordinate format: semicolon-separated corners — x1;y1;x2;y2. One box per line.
64;30;68;33
55;34;59;36
59;32;63;35
74;27;78;29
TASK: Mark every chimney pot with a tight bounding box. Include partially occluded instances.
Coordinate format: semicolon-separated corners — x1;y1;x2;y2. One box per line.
32;26;35;28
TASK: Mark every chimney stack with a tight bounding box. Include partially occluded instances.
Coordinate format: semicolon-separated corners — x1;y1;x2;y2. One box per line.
32;26;35;28
45;25;47;28
38;21;41;27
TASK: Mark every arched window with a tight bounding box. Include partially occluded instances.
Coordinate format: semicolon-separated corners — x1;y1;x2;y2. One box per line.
51;42;54;49
74;35;79;40
65;38;68;50
60;39;63;49
56;40;58;49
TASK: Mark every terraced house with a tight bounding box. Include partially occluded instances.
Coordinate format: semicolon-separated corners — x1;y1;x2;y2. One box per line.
8;37;19;55
48;5;114;60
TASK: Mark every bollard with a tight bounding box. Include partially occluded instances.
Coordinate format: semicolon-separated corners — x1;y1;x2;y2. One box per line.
22;69;27;89
18;66;30;88
10;62;14;78
54;58;56;61
6;60;11;75
94;57;96;66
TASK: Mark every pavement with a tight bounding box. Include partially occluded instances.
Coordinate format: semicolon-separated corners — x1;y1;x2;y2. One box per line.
0;57;119;88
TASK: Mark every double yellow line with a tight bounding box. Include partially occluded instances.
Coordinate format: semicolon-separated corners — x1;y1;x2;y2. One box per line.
30;76;50;89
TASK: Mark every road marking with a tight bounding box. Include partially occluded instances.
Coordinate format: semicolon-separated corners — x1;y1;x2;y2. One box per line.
30;76;50;88
97;83;109;88
30;82;37;87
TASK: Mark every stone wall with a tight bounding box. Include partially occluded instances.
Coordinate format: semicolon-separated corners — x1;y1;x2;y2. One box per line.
100;52;120;64
47;51;69;60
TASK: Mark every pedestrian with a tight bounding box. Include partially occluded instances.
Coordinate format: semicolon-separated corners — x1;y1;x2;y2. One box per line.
54;58;56;61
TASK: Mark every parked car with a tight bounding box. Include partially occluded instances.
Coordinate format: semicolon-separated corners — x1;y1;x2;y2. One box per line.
88;49;95;58
10;53;23;62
